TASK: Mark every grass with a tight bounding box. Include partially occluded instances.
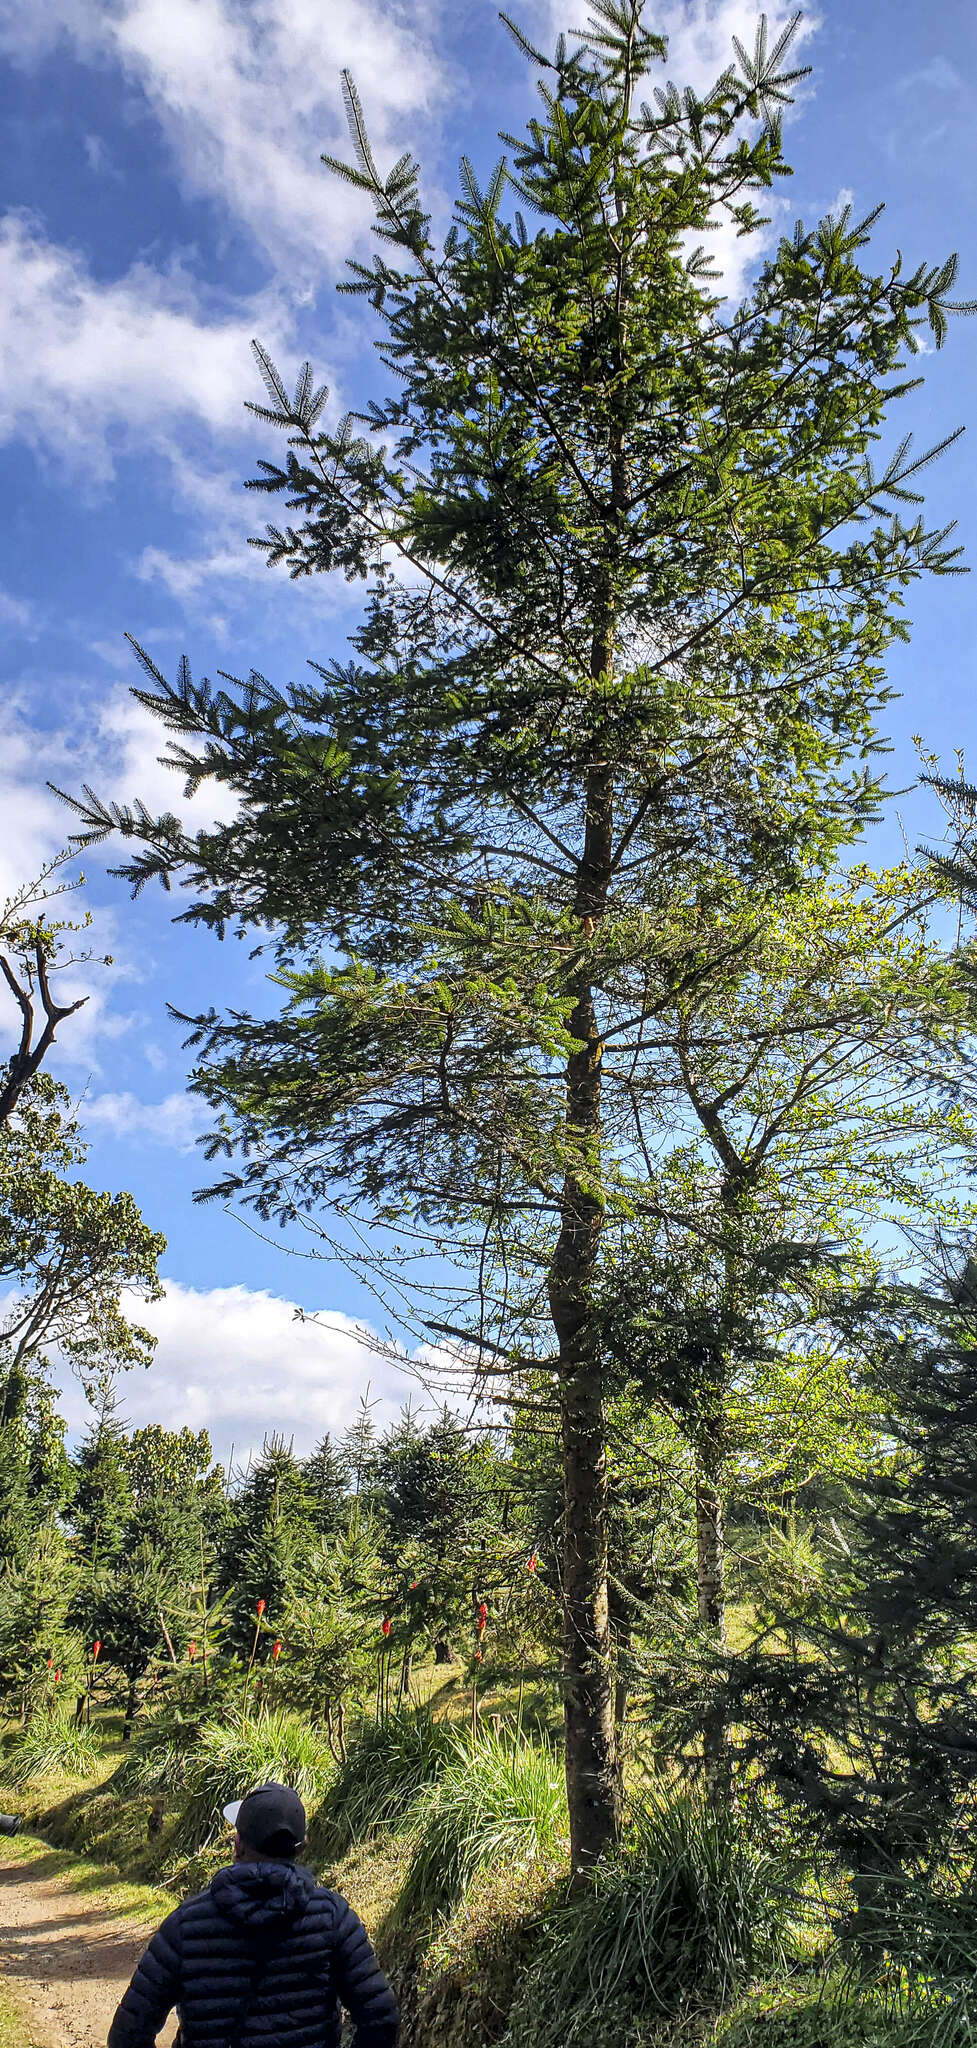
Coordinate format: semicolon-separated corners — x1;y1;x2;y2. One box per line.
170;1710;336;1852
834;1867;977;2048
394;1725;568;1924
2;1716;100;1788
0;1977;34;2048
0;1828;174;1925
714;1984;921;2048
1;1700;868;2048
502;1786;795;2048
317;1711;457;1853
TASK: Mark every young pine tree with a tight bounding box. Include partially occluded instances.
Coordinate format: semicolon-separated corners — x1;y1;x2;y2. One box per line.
722;1251;977;1913
72;1387;133;1570
64;6;974;1864
218;1436;317;1656
303;1432;350;1537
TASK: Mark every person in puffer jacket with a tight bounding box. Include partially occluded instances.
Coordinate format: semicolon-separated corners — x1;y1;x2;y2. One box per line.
107;1781;399;2048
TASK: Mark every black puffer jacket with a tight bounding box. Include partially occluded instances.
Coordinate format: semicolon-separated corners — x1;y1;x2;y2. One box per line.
107;1860;399;2048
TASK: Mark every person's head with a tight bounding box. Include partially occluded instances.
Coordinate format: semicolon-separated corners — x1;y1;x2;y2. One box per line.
222;1782;307;1864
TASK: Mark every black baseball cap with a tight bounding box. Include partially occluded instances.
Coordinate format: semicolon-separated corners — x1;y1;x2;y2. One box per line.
223;1782;307;1857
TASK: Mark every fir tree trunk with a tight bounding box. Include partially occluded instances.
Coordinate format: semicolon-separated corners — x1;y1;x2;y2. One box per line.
695;1404;728;1781
695;1453;726;1642
609;1582;631;1758
122;1676;139;1743
548;752;620;1873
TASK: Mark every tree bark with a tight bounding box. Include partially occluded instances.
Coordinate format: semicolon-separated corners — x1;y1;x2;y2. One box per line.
548;754;620;1874
0;938;86;1128
695;1405;728;1783
122;1676;139;1743
609;1581;631;1745
695;1454;726;1643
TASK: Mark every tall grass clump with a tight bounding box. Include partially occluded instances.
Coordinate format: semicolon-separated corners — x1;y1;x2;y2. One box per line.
172;1711;335;1852
838;1868;977;2048
4;1714;100;1787
503;1787;793;2048
112;1709;206;1796
395;1725;568;1923
318;1710;457;1850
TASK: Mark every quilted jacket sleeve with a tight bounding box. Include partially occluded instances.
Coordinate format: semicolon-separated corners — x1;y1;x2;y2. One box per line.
107;1907;183;2048
331;1895;399;2048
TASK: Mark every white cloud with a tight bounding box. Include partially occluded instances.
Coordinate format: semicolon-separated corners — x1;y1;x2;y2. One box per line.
0;586;38;634
0;213;291;479
80;1089;207;1153
0;0;447;569
83;132;123;181
652;0;816;96
0;686;236;908
0;0;445;281
0;220;353;596
915;57;966;97
0;719;78;912
53;1277;412;1463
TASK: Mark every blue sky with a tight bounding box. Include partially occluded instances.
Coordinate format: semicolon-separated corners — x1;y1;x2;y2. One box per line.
1;0;976;1456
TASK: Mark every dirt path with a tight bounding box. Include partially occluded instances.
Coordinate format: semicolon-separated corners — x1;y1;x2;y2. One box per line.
0;1843;178;2048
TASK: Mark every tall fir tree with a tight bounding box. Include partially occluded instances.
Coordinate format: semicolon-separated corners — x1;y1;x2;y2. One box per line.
218;1436;317;1656
62;5;975;1862
72;1386;133;1570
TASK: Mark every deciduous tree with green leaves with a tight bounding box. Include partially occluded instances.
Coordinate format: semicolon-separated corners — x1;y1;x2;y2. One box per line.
0;1081;165;1389
63;4;975;1864
0;860;96;1127
594;856;977;1768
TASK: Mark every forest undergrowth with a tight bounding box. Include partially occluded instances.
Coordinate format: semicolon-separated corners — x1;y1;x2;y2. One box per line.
3;1691;975;2048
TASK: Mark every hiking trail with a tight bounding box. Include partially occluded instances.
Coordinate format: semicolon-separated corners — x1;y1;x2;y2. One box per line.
0;1839;178;2048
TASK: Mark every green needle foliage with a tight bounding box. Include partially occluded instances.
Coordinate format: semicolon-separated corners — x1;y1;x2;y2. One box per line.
59;1;975;1866
719;1250;977;1903
111;1709;208;1798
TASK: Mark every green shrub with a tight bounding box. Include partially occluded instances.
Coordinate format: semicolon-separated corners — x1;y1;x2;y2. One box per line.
396;1725;568;1923
503;1788;793;2048
3;1715;100;1787
317;1710;456;1851
172;1711;335;1852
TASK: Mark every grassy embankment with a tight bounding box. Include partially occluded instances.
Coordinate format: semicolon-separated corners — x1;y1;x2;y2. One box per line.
0;1694;953;2048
